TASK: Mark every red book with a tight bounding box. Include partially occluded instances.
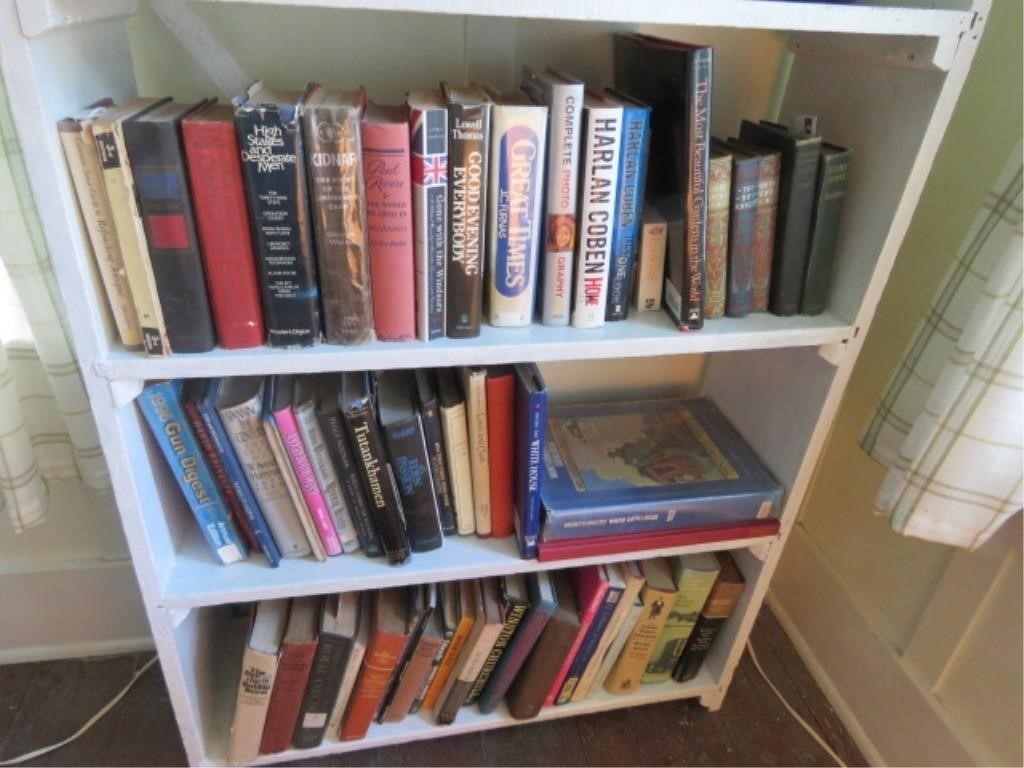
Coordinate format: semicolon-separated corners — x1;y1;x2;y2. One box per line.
181;103;265;348
544;565;609;707
536;519;781;562
361;103;416;341
340;588;412;741
260;597;321;755
486;367;516;538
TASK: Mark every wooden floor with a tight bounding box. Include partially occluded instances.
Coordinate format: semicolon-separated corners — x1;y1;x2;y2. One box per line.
0;606;866;767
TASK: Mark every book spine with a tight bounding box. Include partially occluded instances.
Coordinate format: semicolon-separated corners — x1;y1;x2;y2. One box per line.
770;142;821;316
487;105;546;327
751;154;780;312
295;404;360;553
643;568;719;683
410;105;448;340
440;402;476;536
381;415;443;552
571;106;622;328
801;149;851;315
466;600;528;705
417;392;456;535
606;105;650;321
476;606;551;714
263;409;326;561
725;157;760;318
273;408;343;556
137;383;246;564
340;631;409;741
342;401;411;565
385;632;445;722
555;585;622;704
218;396;311;558
594;600;643;692
181;118;265;348
537;82;583;327
545;582;608;706
194;394;285;565
58;123;143;349
361;120;416;341
303;104;374;344
572;580;641;702
703;154;732;319
94;122;169;355
681;48;712;330
436;622;504;724
603;587;674;694
409;634;451;714
464;370;491;536
227;647;278;766
260;641;318;754
421;618;472;711
446;102;491;338
327;639;366;739
317;408;383;557
293;635;350;749
485;373;516;539
236;104;320;347
514;383;546;559
633;212;667;312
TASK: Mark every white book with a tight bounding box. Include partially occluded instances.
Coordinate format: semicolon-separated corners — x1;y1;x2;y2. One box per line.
595;587;646;692
633;204;668;312
483;88;548;327
437;369;475;535
216;377;311;559
459;366;491;536
522;67;584;327
571;92;623;329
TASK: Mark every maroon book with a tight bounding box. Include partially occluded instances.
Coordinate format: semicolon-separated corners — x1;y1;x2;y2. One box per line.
361;103;416;341
486;368;516;538
182;103;265;348
260;597;321;755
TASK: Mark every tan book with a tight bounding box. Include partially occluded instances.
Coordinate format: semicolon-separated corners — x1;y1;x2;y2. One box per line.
227;599;288;766
633;204;667;312
595;584;645;694
421;580;473;711
459;366;491;536
437;368;475;535
57;99;143;349
603;558;678;694
91;97;171;355
326;596;369;739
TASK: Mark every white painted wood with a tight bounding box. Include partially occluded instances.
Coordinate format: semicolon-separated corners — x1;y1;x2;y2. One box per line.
13;0;138;37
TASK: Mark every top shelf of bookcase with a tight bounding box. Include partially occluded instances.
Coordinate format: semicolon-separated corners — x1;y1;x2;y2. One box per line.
95;311;853;383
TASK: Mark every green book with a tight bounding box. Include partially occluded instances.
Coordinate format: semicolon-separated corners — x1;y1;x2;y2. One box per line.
642;552;720;683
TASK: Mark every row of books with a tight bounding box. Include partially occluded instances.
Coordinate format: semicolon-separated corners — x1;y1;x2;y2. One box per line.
60;32;850;358
227;554;746;764
137;365;547;567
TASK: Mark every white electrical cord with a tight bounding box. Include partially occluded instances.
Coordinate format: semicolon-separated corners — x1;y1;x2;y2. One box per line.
746;639;848;768
0;655;159;767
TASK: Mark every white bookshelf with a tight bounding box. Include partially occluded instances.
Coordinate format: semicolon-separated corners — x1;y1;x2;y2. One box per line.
0;0;989;765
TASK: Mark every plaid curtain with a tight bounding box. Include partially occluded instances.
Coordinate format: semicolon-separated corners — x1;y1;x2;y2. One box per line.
0;67;109;532
862;145;1023;550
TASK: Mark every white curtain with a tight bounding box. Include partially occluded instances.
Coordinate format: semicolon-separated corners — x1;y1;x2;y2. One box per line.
0;68;109;532
862;145;1023;550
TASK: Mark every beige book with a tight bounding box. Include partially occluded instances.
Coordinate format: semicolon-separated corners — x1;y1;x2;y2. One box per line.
227;599;288;766
327;596;370;739
595;589;645;694
436;369;475;535
633;204;668;312
572;561;646;702
92;97;171;355
57;100;143;349
459;366;491;535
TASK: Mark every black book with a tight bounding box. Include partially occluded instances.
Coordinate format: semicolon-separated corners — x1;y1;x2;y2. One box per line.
377;371;444;552
293;592;362;748
377;585;436;722
235;83;321;347
339;371;410;565
315;375;382;557
737;119;822;316
613;33;712;330
413;370;456;535
466;573;530;706
442;84;492;338
122;100;216;352
801;143;851;316
673;552;745;682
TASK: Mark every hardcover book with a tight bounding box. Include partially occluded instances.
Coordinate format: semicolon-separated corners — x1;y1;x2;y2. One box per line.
376;585;434;722
752;147;782;312
420;580;475;712
413;370;457;535
801;143;851;315
466;574;529;705
137;381;246;564
673;551;745;682
260;596;320;754
460;366;491;536
408;89;448;340
704;145;733;319
521;68;584;327
216;377;311;559
485;367;516;539
483;88;547;327
377;371;444;552
302;88;374;344
547;565;612;706
58;100;142;350
614;33;713;330
437;368;475;535
327;597;369;739
540;397;783;540
235;83;321;347
571;91;622;329
633;204;667;312
383;590;444;722
361;102;416;341
715;139;760;318
409;602;452;715
513;363;547;558
603;89;652;321
442;83;491;338
556;565;624;704
181;102;265;349
593;564;646;695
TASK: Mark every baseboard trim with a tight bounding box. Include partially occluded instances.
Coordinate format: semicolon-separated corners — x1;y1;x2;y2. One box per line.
0;636;155;665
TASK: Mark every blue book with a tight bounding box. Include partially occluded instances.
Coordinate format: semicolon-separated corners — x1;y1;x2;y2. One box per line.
198;379;282;567
554;567;624;704
603;90;651;321
540;397;783;541
137;381;247;564
513;363;547;559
